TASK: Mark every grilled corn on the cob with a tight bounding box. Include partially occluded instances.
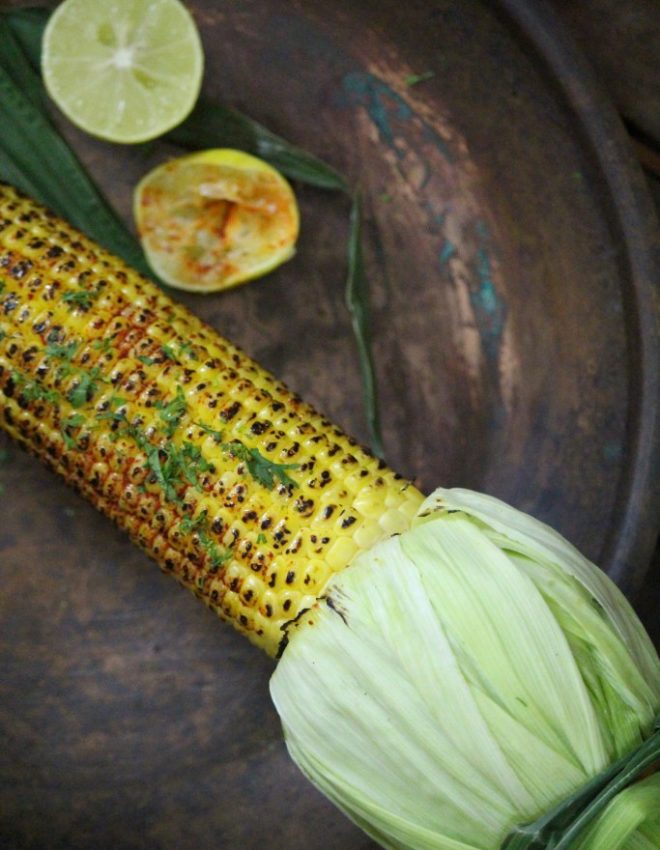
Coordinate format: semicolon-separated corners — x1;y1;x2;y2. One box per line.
0;181;423;655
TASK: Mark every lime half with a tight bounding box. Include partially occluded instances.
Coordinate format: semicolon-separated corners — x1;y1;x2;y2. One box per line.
134;149;300;292
42;0;204;144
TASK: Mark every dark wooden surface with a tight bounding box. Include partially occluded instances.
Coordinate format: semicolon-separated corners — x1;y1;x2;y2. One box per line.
1;1;658;848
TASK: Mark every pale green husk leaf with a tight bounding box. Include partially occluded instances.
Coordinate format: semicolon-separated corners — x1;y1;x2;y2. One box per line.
270;488;660;850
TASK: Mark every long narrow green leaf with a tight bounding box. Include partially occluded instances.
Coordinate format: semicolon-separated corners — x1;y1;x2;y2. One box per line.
168;101;348;192
4;6;49;70
345;194;384;457
1;9;45;107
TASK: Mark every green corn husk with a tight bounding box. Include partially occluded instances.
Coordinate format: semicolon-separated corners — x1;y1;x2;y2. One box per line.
570;773;660;850
270;489;660;850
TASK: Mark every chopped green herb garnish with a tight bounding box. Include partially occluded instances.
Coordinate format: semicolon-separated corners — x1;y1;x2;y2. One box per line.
62;288;99;311
123;423;150;454
95;395;128;423
180;441;213;480
12;370;59;404
61;413;86;449
45;339;78;361
179;509;209;536
67;367;101;408
140;438;211;504
44;340;107;401
404;70;435;87
179;340;197;360
203;537;232;570
138;354;156;366
0;329;6;343
96;410;126;422
156;342;197;364
195;421;224;443
176;509;230;568
56;362;74;380
222;439;299;489
160;343;178;362
257;532;267;545
144;444;179;503
92;336;114;353
63;413;85;428
155;385;187;435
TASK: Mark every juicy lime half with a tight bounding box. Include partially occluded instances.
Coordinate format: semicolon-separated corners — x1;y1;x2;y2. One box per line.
42;0;204;144
134;149;300;292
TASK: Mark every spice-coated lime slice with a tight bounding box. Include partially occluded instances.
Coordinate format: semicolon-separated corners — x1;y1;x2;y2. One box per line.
42;0;203;144
134;149;300;293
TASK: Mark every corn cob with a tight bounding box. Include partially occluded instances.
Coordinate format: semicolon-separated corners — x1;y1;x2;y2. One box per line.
0;181;423;655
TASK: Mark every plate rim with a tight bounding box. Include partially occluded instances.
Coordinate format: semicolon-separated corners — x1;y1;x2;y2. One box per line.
497;0;660;595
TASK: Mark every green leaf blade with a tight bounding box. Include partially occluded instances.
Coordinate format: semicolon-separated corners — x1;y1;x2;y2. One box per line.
168;101;348;192
345;194;384;457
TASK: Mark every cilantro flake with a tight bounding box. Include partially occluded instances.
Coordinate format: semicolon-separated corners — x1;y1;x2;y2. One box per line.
194;421;224;443
95;395;129;423
45;340;78;362
180;442;213;477
92;337;114;353
160;344;178;362
222;440;299;489
12;371;59;404
175;510;230;569
61;414;86;450
204;539;232;571
67;368;101;408
179;341;197;361
179;510;209;536
62;289;99;311
144;445;179;503
155;386;187;436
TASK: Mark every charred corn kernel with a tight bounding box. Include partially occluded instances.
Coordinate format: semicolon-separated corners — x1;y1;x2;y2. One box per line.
0;182;424;655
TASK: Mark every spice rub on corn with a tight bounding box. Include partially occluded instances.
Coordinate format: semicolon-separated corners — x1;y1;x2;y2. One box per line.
0;182;423;654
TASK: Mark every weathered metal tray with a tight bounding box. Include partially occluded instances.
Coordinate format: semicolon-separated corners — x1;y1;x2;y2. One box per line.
1;1;658;848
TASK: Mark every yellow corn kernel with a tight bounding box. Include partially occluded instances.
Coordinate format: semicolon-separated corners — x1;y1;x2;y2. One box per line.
0;182;424;655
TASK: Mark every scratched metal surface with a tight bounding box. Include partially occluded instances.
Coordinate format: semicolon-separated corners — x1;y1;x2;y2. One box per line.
0;1;658;849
